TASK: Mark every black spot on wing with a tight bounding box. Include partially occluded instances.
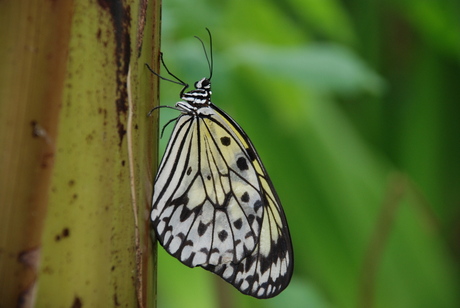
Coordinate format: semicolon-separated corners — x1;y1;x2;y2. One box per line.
244;255;256;272
180;249;196;265
246;147;257;162
241;192;249;202
220;136;231;146
198;221;209;236
186;166;192;175
233;218;243;230
218;230;228;242
179;206;193;222
253;199;263;212
236;157;248;171
170;195;194;223
172;195;189;206
176;232;186;240
259;253;272;274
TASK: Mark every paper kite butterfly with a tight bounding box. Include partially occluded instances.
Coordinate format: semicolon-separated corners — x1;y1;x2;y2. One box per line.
148;29;293;299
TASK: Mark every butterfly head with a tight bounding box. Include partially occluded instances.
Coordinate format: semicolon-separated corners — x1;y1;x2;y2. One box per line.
195;77;211;91
180;77;212;108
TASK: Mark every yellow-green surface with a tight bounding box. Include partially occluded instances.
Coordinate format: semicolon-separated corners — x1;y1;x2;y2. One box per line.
0;0;160;307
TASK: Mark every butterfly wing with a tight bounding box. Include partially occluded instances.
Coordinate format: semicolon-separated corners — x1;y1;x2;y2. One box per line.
151;104;293;299
152;111;263;267
203;104;293;298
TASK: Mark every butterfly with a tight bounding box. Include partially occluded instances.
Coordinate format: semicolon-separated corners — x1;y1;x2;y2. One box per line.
148;29;293;299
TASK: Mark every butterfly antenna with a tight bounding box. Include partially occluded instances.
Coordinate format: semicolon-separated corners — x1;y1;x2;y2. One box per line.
146;53;190;97
194;28;213;80
145;54;187;86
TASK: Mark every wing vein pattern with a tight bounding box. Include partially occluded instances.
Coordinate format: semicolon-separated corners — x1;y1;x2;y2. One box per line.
152;102;293;298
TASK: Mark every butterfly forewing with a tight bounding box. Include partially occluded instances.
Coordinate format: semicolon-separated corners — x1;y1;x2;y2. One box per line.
152;108;264;268
202;106;293;298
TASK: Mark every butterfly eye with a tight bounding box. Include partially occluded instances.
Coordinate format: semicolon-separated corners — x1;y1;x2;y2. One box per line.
195;78;211;90
202;79;210;87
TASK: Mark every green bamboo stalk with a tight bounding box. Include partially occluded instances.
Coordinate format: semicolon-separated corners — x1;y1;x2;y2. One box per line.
0;0;160;307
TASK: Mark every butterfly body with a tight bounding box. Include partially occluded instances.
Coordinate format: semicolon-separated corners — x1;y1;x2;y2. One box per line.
151;40;293;298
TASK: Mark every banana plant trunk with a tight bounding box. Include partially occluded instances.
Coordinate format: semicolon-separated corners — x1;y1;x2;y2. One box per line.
0;0;160;307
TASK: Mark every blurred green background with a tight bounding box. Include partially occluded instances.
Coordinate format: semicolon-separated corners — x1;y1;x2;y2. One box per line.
153;0;460;307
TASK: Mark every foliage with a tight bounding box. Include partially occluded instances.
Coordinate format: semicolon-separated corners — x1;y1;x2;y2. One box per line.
155;0;460;307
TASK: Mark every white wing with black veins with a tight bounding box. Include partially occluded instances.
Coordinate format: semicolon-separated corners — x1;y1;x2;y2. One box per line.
152;104;293;298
